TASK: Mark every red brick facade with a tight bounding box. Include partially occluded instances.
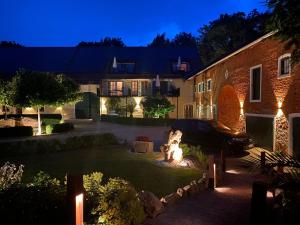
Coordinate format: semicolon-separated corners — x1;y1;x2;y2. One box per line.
192;34;300;154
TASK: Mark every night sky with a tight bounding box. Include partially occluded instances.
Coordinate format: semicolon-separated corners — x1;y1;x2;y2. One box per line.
0;0;267;47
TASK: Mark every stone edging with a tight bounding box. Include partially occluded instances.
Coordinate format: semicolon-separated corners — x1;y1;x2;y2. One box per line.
160;173;208;207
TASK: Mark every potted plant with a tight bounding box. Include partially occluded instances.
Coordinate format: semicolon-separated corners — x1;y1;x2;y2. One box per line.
133;136;154;153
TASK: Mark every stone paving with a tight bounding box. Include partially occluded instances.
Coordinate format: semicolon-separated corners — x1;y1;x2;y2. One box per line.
144;157;269;225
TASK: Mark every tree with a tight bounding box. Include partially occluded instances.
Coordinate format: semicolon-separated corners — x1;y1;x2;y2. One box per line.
10;70;81;135
0;41;24;48
0;79;14;119
266;0;300;62
172;32;197;48
77;37;125;47
141;96;175;118
198;10;270;65
148;33;171;47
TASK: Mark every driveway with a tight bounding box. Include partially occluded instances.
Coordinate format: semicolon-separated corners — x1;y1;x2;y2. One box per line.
0;120;170;150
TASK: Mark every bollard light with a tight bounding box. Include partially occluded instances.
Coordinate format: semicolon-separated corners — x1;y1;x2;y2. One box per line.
76;193;84;225
213;163;216;188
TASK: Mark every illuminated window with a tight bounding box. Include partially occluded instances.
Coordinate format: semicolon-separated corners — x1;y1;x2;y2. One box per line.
140;81;150;96
131;81;138;96
172;62;190;72
109;81;123;96
278;54;291;77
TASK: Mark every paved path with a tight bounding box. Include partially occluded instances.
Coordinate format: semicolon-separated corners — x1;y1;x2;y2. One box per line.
0;120;170;150
145;157;269;225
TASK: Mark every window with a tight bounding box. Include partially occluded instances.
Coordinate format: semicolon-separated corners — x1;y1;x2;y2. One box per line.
198;82;205;93
109;81;123;96
131;81;138;96
207;79;212;91
115;63;135;73
278;54;291;77
250;65;262;102
172;62;190;72
141;81;150;96
184;105;193;118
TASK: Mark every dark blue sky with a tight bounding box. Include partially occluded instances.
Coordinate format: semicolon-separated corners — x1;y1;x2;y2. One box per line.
0;0;267;46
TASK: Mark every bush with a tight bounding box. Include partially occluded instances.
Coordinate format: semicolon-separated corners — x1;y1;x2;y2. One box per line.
45;124;54;134
90;178;145;225
0;185;67;225
141;96;175;118
42;118;61;126
0;126;33;137
52;122;74;133
0;133;119;157
0;162;24;190
101;114;175;126
31;171;60;187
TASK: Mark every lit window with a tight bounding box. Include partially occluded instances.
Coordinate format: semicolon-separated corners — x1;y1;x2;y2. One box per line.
109;81;123;96
131;81;138;96
250;65;262;102
172;62;190;72
207;79;212;91
198;82;205;93
278;54;291;77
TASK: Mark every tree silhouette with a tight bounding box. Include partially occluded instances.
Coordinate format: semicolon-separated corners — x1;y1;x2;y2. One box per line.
0;41;24;48
77;37;125;47
148;33;171;47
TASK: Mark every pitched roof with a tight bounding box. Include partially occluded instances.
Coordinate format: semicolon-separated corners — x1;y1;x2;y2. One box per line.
187;31;276;80
0;47;201;83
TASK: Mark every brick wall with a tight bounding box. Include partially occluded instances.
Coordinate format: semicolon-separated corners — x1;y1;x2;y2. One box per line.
194;37;300;153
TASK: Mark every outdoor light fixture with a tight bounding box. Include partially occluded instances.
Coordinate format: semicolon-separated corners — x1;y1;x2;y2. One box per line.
213;163;216;188
133;97;143;110
276;101;283;117
76;193;84;225
172;144;183;161
112;57;117;69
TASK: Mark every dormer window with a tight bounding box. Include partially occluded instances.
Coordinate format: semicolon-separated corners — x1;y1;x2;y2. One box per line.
172;61;190;72
113;62;135;73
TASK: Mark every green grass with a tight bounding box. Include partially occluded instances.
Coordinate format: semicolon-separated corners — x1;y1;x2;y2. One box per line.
0;145;201;197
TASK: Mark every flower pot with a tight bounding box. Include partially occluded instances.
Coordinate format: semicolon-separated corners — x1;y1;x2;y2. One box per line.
133;141;154;153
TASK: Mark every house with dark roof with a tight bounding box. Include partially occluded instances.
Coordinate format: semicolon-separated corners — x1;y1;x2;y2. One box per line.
188;32;300;157
0;46;201;119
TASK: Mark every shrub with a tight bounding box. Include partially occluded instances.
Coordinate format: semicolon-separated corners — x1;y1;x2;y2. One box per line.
42;118;61;126
141;96;175;118
83;172;103;195
0;126;33;137
31;171;60;187
135;136;152;142
180;143;191;157
52;122;74;133
190;145;208;169
91;178;145;225
0;162;24;190
45;124;54;134
0;185;67;225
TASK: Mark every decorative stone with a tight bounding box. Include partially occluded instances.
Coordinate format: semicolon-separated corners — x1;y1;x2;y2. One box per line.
176;188;184;197
161;192;180;206
181;155;201;169
138;191;164;218
183;184;191;195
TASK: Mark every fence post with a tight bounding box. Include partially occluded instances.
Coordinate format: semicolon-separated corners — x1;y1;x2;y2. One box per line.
250;181;267;225
260;151;265;173
208;155;215;189
67;174;84;225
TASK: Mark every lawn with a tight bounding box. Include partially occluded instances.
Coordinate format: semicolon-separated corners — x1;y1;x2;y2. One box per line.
0;145;201;197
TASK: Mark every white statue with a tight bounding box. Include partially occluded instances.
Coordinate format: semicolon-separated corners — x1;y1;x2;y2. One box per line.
161;130;183;162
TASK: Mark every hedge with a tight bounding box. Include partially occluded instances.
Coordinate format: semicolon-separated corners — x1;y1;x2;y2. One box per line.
52;123;74;133
0;126;33;138
0;133;118;157
100;114;175;126
0;114;62;120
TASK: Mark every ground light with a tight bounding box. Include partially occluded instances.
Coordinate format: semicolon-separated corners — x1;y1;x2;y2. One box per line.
76;193;84;225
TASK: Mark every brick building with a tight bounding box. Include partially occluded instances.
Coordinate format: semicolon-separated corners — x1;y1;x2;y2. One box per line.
189;32;300;157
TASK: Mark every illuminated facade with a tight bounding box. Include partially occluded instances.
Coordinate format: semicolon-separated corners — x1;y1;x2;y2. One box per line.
189;32;300;156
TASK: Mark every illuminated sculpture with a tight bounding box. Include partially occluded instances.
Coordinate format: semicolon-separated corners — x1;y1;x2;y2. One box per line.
160;130;183;162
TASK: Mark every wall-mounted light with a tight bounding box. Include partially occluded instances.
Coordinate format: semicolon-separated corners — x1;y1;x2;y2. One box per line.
276;100;283;117
278;101;282;109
